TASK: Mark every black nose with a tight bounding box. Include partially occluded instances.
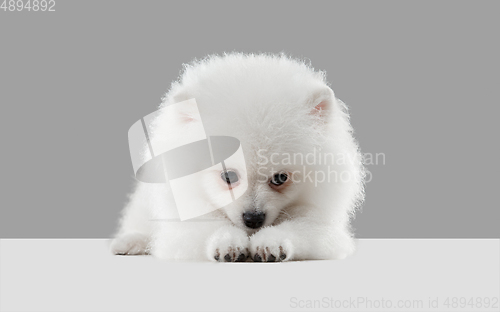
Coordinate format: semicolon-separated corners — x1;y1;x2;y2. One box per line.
243;211;266;229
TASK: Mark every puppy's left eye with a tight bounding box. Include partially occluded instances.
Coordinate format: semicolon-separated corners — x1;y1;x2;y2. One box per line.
221;170;239;184
270;172;288;186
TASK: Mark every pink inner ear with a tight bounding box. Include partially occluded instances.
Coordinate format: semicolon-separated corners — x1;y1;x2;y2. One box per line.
179;113;195;123
312;100;328;114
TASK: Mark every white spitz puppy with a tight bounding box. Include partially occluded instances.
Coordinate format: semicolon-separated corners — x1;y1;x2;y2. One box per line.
111;53;365;262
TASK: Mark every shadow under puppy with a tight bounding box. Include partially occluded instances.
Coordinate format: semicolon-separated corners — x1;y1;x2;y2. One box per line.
111;53;365;262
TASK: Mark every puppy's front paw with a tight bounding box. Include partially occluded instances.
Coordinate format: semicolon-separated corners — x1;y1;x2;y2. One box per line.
250;227;293;262
111;232;150;255
207;226;249;262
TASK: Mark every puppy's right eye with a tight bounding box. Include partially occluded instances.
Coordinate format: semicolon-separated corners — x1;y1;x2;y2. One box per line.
270;172;288;186
221;170;239;184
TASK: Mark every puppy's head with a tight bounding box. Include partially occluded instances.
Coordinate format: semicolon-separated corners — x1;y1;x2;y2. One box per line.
160;54;336;231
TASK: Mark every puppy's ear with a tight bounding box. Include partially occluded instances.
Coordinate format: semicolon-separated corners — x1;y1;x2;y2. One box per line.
309;86;335;117
176;99;200;123
166;90;201;124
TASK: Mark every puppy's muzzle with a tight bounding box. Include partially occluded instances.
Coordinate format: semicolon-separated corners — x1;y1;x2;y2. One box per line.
243;211;265;229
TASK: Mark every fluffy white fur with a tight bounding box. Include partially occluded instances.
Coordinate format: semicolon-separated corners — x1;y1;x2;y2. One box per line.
111;53;365;261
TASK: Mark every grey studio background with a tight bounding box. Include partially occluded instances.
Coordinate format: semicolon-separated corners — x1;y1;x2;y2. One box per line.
0;1;498;239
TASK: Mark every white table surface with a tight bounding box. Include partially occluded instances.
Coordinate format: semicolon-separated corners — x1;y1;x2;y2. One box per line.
0;239;498;312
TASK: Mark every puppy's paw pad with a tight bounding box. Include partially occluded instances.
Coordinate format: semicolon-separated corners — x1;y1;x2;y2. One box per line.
214;247;249;262
207;226;249;262
252;245;288;262
250;228;294;262
111;233;149;255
